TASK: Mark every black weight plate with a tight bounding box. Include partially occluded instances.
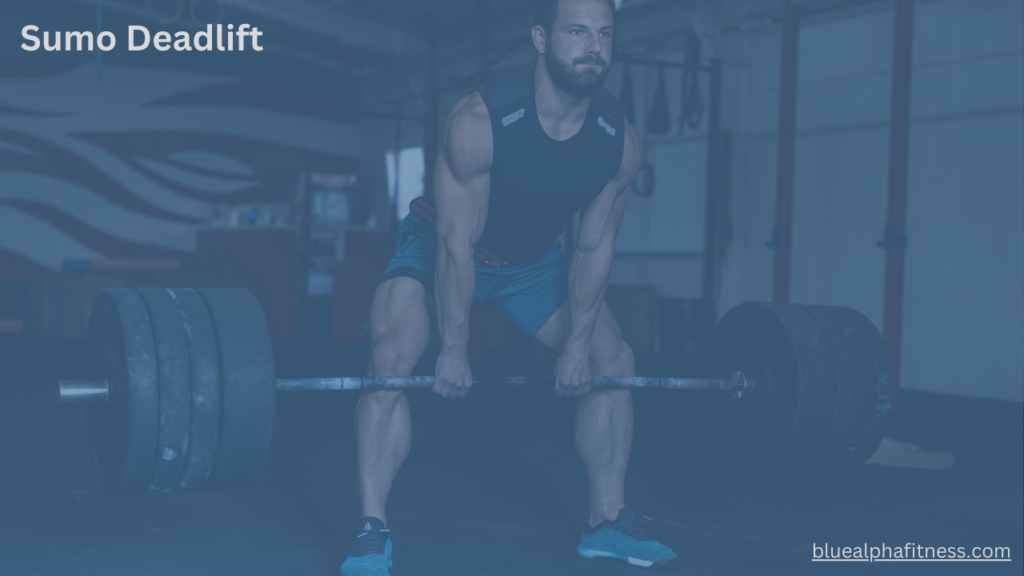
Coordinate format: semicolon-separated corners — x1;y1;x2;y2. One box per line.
796;305;859;471
86;289;160;495
197;288;276;489
137;288;192;493
168;288;222;491
822;307;892;469
704;302;835;470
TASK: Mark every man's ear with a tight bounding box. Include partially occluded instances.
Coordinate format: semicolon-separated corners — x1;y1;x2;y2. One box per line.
531;25;547;54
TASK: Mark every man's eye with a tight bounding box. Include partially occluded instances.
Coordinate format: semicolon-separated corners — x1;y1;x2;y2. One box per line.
570;29;583;35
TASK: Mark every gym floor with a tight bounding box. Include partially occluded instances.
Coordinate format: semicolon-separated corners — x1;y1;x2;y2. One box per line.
1;336;1021;576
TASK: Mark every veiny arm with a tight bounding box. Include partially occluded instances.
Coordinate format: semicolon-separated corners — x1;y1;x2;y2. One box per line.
432;93;492;398
556;121;642;395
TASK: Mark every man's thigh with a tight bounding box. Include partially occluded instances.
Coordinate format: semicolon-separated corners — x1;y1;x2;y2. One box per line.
368;276;433;375
533;299;629;364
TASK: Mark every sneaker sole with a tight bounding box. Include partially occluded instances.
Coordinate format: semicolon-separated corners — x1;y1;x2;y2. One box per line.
340;567;389;576
340;557;391;575
577;545;678;570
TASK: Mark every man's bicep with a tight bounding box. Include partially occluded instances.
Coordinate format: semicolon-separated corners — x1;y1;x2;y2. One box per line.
434;148;489;240
611;121;643;186
575;124;639;253
577;119;638;250
434;100;492;245
577;182;627;253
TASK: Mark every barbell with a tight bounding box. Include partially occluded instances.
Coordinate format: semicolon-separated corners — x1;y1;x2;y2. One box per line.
57;287;891;496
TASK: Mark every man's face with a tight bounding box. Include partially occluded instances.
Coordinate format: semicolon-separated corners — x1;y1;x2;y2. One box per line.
543;0;614;98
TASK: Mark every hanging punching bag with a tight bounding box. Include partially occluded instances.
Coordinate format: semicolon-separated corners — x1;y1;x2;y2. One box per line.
679;29;705;135
646;67;672;136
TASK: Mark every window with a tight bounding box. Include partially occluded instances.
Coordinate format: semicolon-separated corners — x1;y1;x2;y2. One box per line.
386;147;425;221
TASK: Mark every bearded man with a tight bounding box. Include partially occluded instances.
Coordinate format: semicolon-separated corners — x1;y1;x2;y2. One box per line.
341;1;678;573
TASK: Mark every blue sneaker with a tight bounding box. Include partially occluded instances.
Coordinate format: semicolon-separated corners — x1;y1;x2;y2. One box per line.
340;517;392;576
577;508;678;569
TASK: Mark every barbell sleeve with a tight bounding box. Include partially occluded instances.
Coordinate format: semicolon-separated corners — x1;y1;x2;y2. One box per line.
56;380;110;404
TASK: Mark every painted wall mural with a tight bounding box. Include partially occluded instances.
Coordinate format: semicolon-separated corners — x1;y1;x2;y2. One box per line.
0;61;359;279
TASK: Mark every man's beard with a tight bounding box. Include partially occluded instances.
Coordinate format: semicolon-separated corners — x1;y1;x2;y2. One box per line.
545;45;610;98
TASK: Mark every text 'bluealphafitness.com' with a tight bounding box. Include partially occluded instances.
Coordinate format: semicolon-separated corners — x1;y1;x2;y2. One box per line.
813;542;1011;563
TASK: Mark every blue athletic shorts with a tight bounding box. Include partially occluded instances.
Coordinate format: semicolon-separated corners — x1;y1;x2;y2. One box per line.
379;210;569;338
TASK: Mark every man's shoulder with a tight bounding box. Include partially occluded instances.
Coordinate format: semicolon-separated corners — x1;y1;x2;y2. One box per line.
476;68;533;115
445;93;493;171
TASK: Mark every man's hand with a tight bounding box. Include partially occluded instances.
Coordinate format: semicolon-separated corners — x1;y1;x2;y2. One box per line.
553;347;592;397
434;348;473;398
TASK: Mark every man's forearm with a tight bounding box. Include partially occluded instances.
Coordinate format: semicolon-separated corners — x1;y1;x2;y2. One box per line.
564;246;615;352
435;239;476;353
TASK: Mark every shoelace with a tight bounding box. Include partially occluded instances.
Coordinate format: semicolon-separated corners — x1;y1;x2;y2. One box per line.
613;513;655;541
350;529;390;557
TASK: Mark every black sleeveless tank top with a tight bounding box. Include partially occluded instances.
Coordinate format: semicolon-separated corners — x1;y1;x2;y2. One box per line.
474;68;626;261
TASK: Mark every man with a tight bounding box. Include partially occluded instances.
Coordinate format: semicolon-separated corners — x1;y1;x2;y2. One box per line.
341;0;678;573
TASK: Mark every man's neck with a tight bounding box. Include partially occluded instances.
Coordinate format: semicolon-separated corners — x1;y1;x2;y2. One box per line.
534;60;591;142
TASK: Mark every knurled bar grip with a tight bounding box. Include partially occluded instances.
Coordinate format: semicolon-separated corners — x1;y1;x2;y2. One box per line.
275;375;747;392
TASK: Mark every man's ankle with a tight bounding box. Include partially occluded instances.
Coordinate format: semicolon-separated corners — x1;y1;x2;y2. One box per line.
358;514;387;527
588;507;624;527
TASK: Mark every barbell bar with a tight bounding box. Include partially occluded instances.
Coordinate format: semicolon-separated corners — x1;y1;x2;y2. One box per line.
60;287;892;496
59;373;751;402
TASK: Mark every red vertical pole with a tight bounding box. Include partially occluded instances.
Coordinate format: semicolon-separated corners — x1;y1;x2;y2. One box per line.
478;0;491;81
770;0;799;303
702;59;723;305
424;12;440;198
880;0;915;412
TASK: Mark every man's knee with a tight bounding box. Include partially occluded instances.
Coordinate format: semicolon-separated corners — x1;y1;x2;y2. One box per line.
359;387;406;406
370;345;402;375
369;338;423;377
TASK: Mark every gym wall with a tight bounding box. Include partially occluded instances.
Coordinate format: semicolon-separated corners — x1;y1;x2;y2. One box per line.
715;0;1023;401
601;58;711;300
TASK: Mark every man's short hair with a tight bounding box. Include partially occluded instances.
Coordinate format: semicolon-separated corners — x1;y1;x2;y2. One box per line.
534;0;617;34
